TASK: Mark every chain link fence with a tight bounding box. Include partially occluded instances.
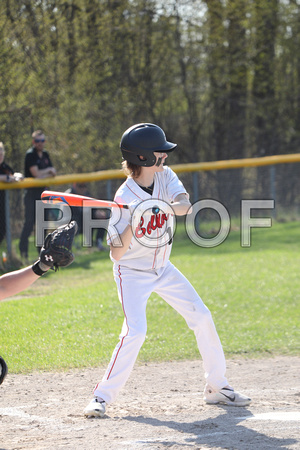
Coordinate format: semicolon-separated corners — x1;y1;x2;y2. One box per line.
0;160;300;270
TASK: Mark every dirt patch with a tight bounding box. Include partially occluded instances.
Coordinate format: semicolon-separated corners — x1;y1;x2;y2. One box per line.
0;356;299;449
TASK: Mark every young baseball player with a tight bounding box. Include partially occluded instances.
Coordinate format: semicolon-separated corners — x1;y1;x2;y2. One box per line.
84;123;251;417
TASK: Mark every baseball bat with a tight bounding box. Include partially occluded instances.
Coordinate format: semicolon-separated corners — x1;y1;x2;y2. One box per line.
41;190;129;209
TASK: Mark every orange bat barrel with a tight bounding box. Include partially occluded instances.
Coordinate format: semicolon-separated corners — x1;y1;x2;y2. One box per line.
41;190;129;209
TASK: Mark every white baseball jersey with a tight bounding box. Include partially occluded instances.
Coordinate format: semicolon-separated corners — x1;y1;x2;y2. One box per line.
107;166;187;270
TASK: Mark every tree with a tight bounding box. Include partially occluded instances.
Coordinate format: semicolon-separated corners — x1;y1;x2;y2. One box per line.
252;0;279;156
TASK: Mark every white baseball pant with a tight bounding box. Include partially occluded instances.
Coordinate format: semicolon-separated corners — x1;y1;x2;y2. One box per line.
94;261;228;404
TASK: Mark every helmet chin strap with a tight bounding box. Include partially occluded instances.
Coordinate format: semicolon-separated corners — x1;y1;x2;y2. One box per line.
155;157;163;167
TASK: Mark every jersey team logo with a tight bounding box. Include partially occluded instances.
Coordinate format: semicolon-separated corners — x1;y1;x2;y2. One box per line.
131;199;176;249
135;213;169;238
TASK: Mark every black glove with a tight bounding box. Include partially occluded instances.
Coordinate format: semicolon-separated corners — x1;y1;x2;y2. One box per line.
40;220;78;271
0;356;8;385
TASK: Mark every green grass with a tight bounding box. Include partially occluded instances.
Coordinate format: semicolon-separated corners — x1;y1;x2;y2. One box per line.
0;221;299;373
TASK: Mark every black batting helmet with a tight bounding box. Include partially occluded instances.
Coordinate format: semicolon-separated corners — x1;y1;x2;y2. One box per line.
120;123;177;167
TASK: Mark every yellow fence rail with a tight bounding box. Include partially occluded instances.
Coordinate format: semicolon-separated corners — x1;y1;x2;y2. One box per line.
0;153;300;191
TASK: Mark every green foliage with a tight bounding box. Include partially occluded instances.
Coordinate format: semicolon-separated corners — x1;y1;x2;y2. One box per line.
0;221;299;373
0;2;300;248
1;0;300;175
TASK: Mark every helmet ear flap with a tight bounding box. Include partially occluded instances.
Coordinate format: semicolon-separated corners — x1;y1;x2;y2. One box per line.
121;150;157;167
120;123;177;167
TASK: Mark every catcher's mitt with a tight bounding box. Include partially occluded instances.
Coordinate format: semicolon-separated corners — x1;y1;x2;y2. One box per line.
0;356;8;385
40;220;78;270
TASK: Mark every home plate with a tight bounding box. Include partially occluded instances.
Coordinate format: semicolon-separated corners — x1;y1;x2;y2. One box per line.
239;411;300;421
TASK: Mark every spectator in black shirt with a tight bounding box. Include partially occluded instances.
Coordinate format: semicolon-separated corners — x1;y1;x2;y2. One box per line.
0;142;23;246
19;131;56;261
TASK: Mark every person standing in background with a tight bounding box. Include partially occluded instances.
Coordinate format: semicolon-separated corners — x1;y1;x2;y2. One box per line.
19;131;56;262
0;142;23;246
